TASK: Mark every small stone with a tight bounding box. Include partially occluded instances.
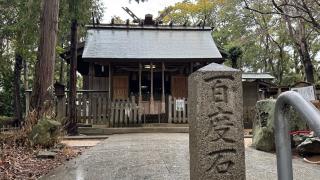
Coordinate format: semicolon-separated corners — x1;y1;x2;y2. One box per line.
55;143;66;149
50;148;61;153
252;99;276;152
29;118;61;147
37;150;56;159
252;99;308;152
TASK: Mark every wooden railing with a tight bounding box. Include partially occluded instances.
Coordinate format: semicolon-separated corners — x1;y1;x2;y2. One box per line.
25;91;191;126
167;95;188;123
72;91;110;125
109;97;140;127
25;90;143;127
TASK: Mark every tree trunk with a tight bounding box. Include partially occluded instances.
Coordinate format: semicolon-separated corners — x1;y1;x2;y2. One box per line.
293;50;300;74
282;8;315;83
30;0;60;117
59;57;64;84
231;58;237;69
66;18;78;135
13;54;23;125
299;23;314;83
300;48;314;83
23;60;28;90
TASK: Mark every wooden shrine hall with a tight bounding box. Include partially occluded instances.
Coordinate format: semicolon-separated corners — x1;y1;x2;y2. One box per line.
61;18;223;126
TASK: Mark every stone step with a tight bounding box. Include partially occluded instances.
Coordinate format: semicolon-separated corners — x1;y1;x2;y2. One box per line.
78;127;189;135
141;123;189;127
63;135;109;140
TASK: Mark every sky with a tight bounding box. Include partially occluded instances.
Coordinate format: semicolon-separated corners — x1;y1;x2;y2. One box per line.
101;0;183;23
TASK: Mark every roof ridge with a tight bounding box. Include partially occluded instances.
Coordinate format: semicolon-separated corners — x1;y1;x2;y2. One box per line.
86;24;213;31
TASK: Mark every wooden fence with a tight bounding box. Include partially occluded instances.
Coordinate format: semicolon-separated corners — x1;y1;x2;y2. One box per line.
109;97;140;127
72;91;110;125
168;96;188;123
25;90;142;127
1;125;20;132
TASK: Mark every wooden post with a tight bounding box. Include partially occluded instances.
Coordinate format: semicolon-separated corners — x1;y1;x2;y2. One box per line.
131;96;136;124
138;63;142;123
168;95;172;123
119;100;124;127
173;97;177;123
139;63;142;102
110;102;114;127
108;64;112;100
115;101;119;127
25;91;30;114
150;62;154;114
56;96;66;121
88;63;94;124
89;63;94;89
161;62;165;113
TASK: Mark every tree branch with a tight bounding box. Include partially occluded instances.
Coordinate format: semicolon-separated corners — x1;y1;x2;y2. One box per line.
244;0;320;31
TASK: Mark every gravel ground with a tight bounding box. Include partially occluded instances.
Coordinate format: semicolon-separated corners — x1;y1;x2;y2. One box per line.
42;133;320;180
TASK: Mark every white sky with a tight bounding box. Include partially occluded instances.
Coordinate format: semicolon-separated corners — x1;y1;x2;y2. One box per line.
101;0;183;23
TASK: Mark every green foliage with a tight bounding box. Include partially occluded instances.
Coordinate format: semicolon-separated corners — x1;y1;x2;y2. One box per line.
162;0;319;86
0;0;104;116
228;46;243;67
0;62;14;116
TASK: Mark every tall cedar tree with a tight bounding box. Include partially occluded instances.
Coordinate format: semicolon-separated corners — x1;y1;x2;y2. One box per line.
13;54;23;124
30;0;60;117
67;15;78;135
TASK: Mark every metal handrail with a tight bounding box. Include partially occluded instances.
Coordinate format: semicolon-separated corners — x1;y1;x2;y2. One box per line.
274;91;320;180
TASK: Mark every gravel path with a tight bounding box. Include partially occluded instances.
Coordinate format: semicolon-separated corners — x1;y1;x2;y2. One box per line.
41;133;320;180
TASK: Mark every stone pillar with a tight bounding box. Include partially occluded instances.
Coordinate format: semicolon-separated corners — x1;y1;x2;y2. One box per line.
188;63;245;180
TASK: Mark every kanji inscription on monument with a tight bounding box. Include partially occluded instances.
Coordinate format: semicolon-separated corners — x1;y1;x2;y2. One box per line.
188;63;245;180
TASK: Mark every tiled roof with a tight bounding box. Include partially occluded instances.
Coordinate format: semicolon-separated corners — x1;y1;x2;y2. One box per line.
82;25;223;61
242;73;275;80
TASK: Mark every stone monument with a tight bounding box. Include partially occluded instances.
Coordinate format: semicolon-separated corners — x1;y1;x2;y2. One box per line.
188;63;246;180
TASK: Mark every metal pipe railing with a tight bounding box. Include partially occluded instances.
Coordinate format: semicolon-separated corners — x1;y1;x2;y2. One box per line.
274;91;320;180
